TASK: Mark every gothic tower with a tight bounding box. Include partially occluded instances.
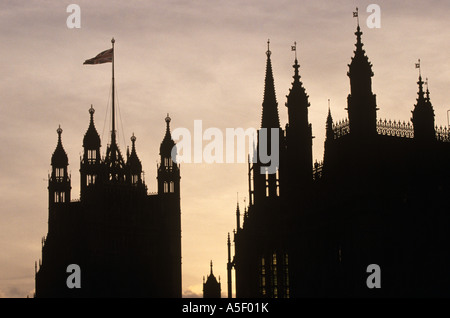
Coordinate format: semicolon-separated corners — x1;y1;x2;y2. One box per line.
235;42;290;299
157;114;182;297
203;261;221;298
48;125;71;231
250;40;284;205
285;44;313;195
126;133;145;189
158;114;180;196
322;105;334;174
346;22;378;138
80;105;101;200
411;74;435;141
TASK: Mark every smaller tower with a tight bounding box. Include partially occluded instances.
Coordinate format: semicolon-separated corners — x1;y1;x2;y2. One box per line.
323;103;335;171
346;12;378;137
48;126;71;232
252;40;283;203
80;105;101;199
157;114;180;196
285;41;313;194
203;261;221;298
227;233;233;298
235;199;241;232
411;64;435;141
126;133;144;188
326;103;334;142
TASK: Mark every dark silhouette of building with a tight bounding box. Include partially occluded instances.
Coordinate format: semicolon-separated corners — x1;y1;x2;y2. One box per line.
227;21;450;298
35;107;182;297
203;261;221;298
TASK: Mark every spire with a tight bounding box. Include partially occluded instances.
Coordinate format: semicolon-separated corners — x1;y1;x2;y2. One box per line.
204;259;221;298
348;19;374;80
286;41;310;119
236;196;241;231
326;100;334;141
160;113;176;157
290;42;303;92
416;73;426;104
346;9;378;137
83;105;101;149
51;125;68;167
411;66;435;141
348;7;373;82
227;232;231;263
127;133;142;173
292;41;299;82
261;39;281;129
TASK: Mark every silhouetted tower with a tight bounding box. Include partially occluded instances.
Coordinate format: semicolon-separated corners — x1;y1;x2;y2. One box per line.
326;105;334;142
285;42;313;193
126;133;145;188
235;200;241;231
203;261;221;298
48;126;71;228
227;232;233;298
411;70;435;141
158;114;180;195
347;20;378;137
250;40;283;205
323;104;334;168
157;113;182;297
80;105;101;199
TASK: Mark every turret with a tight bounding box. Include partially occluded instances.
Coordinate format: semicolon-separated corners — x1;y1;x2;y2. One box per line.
346;13;378;138
48;125;71;232
411;65;435;141
127;133;144;187
157;114;180;196
285;42;313;193
80;105;101;199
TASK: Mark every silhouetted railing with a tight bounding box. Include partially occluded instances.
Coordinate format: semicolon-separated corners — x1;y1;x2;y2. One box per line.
313;160;323;181
332;119;350;139
377;119;414;138
332;117;449;142
436;126;450;142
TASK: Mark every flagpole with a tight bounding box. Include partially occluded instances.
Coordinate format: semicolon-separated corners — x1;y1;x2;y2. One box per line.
111;37;116;145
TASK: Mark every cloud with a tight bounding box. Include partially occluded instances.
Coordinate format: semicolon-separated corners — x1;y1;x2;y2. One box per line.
182;288;202;298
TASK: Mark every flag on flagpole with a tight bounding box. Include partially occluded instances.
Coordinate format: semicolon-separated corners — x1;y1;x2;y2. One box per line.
83;48;113;65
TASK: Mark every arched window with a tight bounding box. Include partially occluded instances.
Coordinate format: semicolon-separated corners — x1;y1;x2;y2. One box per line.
54;191;65;203
87;174;96;186
55;168;64;181
87;150;96;163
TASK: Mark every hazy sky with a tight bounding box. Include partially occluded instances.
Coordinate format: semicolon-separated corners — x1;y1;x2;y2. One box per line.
0;0;449;298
